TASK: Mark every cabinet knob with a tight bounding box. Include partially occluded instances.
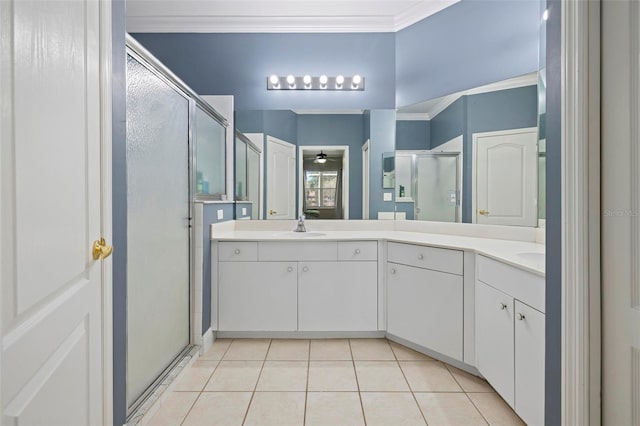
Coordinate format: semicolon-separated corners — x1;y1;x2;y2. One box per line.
234;249;241;254
287;267;293;272
517;313;526;321
390;268;396;274
499;303;508;310
417;254;424;260
303;266;309;272
355;249;361;255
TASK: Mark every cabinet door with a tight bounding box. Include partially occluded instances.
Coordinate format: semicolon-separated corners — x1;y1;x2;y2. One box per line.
475;281;515;407
298;262;377;331
387;263;463;360
219;261;297;331
515;300;545;426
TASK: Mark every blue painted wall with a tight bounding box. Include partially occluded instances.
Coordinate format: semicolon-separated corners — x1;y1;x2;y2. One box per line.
235;203;253;220
396;120;430;150
297;114;365;219
428;86;538;222
130;32;396;110
111;1;127;424
396;0;540;108
201;202;236;334
545;0;561;423
368;110;397;218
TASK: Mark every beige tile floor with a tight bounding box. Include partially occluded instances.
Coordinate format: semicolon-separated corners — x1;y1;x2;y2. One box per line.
144;338;525;426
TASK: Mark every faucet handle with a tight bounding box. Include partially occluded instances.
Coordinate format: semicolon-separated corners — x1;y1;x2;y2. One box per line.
299;215;305;221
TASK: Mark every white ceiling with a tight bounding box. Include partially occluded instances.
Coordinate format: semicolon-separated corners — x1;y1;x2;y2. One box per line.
126;0;460;33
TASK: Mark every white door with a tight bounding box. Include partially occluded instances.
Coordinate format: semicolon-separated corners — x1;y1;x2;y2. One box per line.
474;128;538;226
266;136;296;219
602;1;639;424
362;140;370;219
1;0;110;424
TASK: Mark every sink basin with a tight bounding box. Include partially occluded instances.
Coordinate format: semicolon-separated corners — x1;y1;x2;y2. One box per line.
272;231;326;238
517;252;545;263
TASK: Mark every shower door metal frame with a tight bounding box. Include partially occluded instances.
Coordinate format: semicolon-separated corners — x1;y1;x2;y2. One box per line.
123;36;227;419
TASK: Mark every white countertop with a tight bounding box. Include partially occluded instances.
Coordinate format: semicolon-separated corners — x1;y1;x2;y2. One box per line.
211;228;545;276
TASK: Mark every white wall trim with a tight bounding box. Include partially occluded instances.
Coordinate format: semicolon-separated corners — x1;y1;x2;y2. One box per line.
298;145;350;220
245;133;265;220
362;141;370;220
126;0;460;34
561;0;600;424
99;1;114;423
200;328;214;356
393;0;460;31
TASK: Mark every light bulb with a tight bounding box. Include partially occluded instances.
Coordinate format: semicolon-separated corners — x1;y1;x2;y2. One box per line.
269;75;279;85
303;75;312;85
542;9;549;20
286;75;295;85
336;75;345;88
316;158;327;164
352;74;362;88
319;75;328;89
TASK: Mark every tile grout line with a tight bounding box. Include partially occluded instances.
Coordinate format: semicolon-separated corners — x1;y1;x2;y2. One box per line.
240;339;272;426
179;338;234;426
464;392;492;426
304;339;311;426
392;341;430;426
348;339;367;426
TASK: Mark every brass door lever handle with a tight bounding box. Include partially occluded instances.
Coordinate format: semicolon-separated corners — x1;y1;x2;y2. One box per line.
93;238;113;260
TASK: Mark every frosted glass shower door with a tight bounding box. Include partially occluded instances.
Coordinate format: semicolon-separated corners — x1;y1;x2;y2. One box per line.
415;155;459;222
126;53;190;409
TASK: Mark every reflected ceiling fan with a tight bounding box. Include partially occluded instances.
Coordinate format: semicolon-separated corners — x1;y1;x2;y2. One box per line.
313;150;339;164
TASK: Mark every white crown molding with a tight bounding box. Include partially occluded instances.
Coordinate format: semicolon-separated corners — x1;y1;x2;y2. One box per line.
292;109;364;115
401;72;538;120
465;72;538;96
396;113;430;121
126;16;396;33
394;0;461;31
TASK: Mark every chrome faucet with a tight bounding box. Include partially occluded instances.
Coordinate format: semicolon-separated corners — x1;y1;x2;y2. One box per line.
294;215;307;232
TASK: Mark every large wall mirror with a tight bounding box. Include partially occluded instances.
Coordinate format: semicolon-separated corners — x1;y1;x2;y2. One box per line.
395;73;543;227
234;109;396;221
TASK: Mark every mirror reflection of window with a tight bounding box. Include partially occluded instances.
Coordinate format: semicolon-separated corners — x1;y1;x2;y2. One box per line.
305;170;338;208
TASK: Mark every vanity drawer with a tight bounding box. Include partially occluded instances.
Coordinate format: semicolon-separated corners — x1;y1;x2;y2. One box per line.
387;242;463;275
338;241;378;261
477;255;545;313
218;242;258;262
258;241;338;261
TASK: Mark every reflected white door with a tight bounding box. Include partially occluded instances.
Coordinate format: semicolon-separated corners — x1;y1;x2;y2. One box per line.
266;136;296;219
474;128;538;226
1;0;109;424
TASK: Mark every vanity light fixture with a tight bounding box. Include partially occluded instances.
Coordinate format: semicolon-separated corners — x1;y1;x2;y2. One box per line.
267;75;365;91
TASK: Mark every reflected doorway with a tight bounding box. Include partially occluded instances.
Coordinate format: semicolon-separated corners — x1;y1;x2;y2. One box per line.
299;146;349;220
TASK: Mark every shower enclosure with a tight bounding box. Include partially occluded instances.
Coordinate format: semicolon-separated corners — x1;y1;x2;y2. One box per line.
123;37;227;419
396;152;461;222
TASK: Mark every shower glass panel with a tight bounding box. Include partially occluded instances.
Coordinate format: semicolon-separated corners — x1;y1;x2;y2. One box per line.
195;107;226;198
126;53;190;410
235;135;248;200
415;154;460;222
247;146;261;219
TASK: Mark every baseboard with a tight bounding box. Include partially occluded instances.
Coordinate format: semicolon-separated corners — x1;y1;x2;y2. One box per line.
216;330;386;339
385;333;482;378
200;327;213;355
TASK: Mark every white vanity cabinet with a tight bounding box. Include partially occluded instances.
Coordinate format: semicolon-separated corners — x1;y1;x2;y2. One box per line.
475;255;545;426
219;261;297;331
216;240;379;332
386;242;464;361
